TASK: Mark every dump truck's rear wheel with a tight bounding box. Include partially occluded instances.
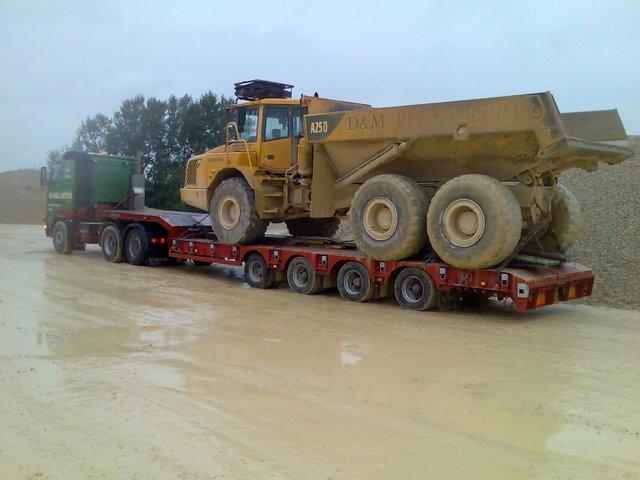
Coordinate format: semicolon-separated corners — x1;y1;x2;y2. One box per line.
285;217;340;237
427;174;522;269
52;220;72;254
351;174;428;260
210;177;268;244
394;268;438;311
337;262;375;303
124;224;149;266
244;253;276;289
287;257;321;295
530;184;582;253
100;223;124;263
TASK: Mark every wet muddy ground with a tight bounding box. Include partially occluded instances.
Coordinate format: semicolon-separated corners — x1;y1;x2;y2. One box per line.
1;225;639;479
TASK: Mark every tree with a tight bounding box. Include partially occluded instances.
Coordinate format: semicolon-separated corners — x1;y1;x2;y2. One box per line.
73;114;111;152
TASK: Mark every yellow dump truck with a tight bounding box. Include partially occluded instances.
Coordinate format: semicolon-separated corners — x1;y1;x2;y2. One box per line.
180;80;633;269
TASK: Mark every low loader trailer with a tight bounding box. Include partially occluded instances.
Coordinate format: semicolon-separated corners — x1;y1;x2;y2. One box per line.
41;151;593;313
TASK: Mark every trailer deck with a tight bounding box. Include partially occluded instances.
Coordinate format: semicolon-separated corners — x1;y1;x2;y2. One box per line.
57;208;596;312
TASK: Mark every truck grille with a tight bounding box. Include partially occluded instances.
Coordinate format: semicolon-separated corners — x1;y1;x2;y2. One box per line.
185;160;198;185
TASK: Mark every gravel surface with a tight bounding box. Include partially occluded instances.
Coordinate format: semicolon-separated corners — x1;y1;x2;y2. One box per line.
561;138;639;309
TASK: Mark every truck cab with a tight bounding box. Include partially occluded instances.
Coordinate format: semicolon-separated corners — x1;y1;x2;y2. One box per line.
42;151;137;252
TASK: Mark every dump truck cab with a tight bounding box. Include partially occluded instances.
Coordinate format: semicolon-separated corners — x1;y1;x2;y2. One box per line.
234;97;303;172
181;81;305;214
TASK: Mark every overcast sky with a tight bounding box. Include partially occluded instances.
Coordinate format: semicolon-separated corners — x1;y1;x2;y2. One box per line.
1;0;638;171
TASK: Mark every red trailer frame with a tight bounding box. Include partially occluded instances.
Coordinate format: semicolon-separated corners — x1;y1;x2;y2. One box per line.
59;208;593;312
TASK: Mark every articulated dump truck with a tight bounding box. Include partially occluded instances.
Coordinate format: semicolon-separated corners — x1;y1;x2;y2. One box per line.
181;80;633;269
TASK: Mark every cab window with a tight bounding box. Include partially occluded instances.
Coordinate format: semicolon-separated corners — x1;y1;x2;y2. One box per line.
292;107;303;137
237;107;258;142
48;162;63;185
263;106;289;141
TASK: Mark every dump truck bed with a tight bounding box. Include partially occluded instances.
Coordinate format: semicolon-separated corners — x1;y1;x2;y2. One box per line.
303;92;633;183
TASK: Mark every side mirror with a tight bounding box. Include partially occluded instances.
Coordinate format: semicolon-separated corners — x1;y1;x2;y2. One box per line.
40;166;47;187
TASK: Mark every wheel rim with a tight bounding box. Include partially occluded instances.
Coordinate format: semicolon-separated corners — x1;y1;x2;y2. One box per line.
248;260;264;283
363;197;398;241
128;234;141;257
218;195;240;230
292;263;310;288
104;232;115;256
343;269;364;296
442;198;486;247
401;275;425;304
54;225;64;247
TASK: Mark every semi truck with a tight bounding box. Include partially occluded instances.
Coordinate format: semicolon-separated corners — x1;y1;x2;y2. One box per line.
181;80;633;269
41;150;594;312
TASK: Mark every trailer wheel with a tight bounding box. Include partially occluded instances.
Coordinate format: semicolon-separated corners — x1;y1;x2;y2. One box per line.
337;262;375;303
52;220;72;254
427;174;522;269
244;253;276;289
287;257;321;295
532;184;582;253
394;268;438;311
210;177;268;244
100;223;124;263
285;217;340;238
124;224;149;266
351;174;428;260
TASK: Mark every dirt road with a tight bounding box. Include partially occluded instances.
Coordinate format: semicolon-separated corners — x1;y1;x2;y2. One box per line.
1;225;639;479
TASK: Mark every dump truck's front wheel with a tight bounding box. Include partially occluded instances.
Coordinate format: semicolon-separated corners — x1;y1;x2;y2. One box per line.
427;174;522;269
285;217;340;237
210;177;268;244
351;174;428;260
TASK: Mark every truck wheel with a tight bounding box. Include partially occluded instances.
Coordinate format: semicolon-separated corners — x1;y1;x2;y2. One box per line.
52;220;72;254
100;223;124;263
285;217;340;237
351;174;428;260
210;177;267;244
287;257;321;295
124;224;149;266
337;262;375;303
394;268;438;311
532;185;582;253
427;174;522;269
244;253;276;289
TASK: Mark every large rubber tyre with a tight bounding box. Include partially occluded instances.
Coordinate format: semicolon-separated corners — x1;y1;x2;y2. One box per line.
287;257;322;295
535;184;582;253
124;224;149;266
337;262;375;303
285;217;340;237
210;177;268;244
351;174;428;260
427;174;522;269
100;223;124;263
52;220;72;254
394;268;438;311
244;253;276;289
